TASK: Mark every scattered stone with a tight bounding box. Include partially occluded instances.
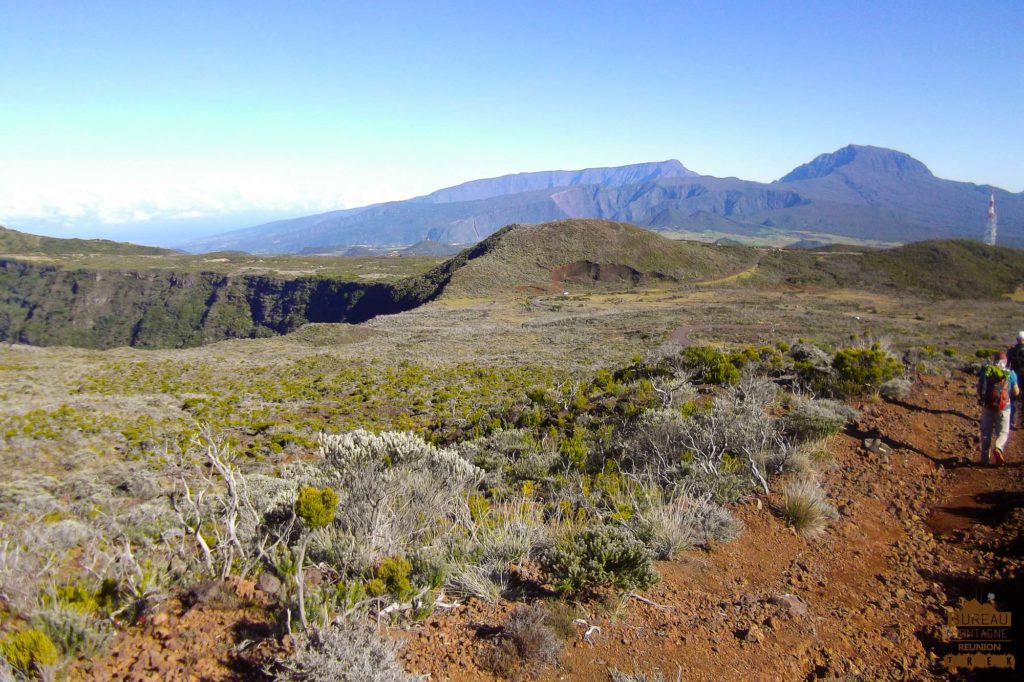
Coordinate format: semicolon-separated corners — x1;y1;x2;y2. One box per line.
186;580;224;607
302;566;324;588
769;593;809;618
744;624;765;643
863;438;893;456
790;343;832;368
257;571;283;597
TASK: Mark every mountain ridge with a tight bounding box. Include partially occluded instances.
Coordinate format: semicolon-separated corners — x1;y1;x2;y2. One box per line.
410;159;696;204
178;148;1024;253
1;225;176;256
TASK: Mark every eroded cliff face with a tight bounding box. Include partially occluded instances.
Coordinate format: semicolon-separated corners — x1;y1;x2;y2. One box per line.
0;260;418;349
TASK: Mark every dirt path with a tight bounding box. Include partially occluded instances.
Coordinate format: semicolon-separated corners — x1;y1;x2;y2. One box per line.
669;323;704;346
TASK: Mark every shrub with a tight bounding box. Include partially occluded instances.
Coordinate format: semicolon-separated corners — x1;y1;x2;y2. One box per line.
831;347;903;395
34;605;112;662
880;377;912;401
300;430;484;571
459;429;550;481
0;628;58;678
679;346;742;385
777;478;837;538
295;487;338;530
619;378;781;502
650;375;697;408
375;556;413;599
540;525;658;595
444;562;507;603
273;618;418;682
445;496;545;603
171;435;298;580
631;492;742;559
621;408;688;480
781;399;858;443
540;601;579;641
480;604;561;678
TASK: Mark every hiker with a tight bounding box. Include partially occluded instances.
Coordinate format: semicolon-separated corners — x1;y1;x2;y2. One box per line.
977;350;1019;466
1007;331;1024;428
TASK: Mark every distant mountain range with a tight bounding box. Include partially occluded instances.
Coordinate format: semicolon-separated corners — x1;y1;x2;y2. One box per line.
182;146;1024;254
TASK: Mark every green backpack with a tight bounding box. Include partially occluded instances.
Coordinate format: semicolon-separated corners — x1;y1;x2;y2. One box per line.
983;365;1011;411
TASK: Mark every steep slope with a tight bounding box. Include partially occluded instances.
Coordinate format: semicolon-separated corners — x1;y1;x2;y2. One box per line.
0;225;175;256
0;261;429;348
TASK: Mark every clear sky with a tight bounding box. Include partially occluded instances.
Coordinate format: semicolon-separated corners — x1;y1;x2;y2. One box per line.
2;0;1022;244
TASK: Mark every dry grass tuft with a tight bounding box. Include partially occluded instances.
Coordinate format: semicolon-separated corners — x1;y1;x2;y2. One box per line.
777;477;837;538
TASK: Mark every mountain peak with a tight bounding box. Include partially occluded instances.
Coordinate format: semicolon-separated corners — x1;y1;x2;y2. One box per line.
779;145;933;182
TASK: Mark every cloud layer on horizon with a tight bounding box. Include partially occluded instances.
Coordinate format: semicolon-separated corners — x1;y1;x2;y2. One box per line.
0;181;407;232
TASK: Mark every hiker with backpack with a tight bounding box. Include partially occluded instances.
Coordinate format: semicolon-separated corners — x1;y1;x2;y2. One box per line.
977;350;1019;466
1007;332;1024;428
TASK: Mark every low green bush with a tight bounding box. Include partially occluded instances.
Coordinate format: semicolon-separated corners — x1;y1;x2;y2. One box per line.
679;346;742;385
677;344;786;385
295;486;338;529
539;525;658;594
830;346;903;396
376;556;413;599
0;628;58;677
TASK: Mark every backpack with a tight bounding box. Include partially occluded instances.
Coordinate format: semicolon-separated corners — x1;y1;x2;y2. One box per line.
983;365;1011;410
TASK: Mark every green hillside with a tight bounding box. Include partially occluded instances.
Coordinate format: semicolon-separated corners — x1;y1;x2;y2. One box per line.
757;239;1024;298
0;225;176;256
441;219;758;297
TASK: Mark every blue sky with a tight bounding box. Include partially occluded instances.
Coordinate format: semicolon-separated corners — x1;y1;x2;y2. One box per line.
2;0;1022;244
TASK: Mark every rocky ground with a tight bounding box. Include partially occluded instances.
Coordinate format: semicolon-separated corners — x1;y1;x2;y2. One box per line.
73;373;1024;681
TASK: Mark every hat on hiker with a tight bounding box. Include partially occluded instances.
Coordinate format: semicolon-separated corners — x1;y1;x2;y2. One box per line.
1017;331;1024;341
995;350;1008;362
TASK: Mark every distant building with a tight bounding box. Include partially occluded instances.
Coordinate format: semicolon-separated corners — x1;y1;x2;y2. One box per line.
985;191;997;245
